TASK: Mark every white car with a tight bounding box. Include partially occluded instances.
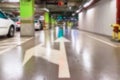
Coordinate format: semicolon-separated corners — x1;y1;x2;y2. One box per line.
34;20;42;30
15;19;20;31
0;10;15;37
16;19;42;31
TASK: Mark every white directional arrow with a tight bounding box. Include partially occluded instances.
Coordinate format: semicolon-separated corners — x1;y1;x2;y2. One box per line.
22;43;44;66
23;37;70;78
54;37;70;78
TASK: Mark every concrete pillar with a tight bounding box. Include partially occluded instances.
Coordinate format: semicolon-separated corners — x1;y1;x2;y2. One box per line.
20;0;35;37
44;12;50;29
51;17;53;27
117;0;120;24
51;17;55;28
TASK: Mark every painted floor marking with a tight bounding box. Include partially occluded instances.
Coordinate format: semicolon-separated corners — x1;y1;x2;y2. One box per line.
0;37;33;55
55;37;70;78
87;35;118;47
23;37;70;78
0;45;16;55
80;32;120;47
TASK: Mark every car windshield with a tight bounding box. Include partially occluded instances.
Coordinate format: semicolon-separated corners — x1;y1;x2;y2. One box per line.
12;18;19;22
34;20;38;23
0;11;7;19
5;13;18;22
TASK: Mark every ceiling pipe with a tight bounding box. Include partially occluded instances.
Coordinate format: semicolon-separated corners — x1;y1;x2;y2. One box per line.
74;0;100;14
83;0;94;8
83;0;100;9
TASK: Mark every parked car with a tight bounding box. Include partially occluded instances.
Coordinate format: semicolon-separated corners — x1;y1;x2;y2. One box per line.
0;10;16;37
5;12;20;31
16;19;42;31
15;17;20;31
34;20;42;30
4;12;18;22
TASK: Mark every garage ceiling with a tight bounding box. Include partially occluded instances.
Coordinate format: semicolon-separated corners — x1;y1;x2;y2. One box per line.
35;0;89;16
0;0;88;11
35;0;88;12
0;0;98;17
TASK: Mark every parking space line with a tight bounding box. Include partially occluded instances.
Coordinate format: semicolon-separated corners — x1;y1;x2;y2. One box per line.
17;37;33;45
85;34;120;47
0;45;16;55
0;37;33;55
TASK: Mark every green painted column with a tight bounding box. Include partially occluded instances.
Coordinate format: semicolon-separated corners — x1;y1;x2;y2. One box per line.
54;19;56;27
20;0;34;37
44;12;49;29
51;18;54;28
55;19;57;27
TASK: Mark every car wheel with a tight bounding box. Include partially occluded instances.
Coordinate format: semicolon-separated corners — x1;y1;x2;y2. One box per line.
7;26;15;37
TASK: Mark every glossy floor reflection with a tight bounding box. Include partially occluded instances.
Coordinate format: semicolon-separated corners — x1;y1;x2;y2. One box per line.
0;27;120;80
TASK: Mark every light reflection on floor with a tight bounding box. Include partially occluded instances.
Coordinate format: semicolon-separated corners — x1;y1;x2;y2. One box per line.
0;27;120;80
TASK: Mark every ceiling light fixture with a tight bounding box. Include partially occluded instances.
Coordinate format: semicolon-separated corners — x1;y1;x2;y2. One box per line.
72;13;75;16
69;6;72;10
40;8;49;12
75;7;83;14
76;10;80;13
9;0;19;2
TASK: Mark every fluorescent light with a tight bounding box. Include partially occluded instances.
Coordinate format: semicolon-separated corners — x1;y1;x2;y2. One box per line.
68;6;72;10
40;8;49;12
72;13;75;16
83;0;94;8
76;10;80;13
76;7;83;13
43;8;49;12
9;0;19;2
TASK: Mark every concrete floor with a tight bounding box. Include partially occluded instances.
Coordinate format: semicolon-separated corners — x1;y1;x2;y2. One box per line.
0;27;120;80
